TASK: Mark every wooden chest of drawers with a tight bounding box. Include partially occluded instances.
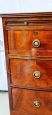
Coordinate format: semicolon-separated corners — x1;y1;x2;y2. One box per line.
1;12;52;115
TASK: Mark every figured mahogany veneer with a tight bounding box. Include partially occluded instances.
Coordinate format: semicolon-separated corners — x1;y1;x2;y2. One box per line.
11;88;52;115
7;29;52;57
9;59;52;89
1;12;52;115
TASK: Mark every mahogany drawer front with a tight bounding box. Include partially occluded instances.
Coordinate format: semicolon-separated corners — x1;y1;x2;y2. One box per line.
7;30;52;56
11;88;52;115
9;59;52;88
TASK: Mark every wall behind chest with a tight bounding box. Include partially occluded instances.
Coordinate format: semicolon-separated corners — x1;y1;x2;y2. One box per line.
0;0;52;13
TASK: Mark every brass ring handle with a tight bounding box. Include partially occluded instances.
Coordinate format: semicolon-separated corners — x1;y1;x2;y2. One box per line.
33;101;41;108
32;39;40;47
33;71;40;79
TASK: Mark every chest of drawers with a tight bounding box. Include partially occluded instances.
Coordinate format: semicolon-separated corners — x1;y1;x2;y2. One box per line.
1;12;52;115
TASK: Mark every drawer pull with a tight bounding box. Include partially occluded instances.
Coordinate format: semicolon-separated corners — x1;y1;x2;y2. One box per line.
33;71;40;79
24;21;28;25
32;39;40;47
33;101;41;107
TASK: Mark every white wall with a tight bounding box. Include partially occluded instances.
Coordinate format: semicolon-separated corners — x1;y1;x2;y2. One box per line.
0;0;52;13
0;18;8;90
0;0;52;90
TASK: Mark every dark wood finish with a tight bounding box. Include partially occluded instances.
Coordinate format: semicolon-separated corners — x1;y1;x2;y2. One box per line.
2;12;52;115
1;12;52;17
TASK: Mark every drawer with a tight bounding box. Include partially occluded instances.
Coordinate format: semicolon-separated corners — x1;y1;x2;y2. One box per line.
7;30;52;56
11;88;52;115
9;59;52;88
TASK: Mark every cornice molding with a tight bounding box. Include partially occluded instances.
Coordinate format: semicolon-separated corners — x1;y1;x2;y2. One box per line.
0;12;52;18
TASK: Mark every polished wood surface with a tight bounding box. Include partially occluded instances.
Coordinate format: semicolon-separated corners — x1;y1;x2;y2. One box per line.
7;28;52;57
1;12;52;17
9;59;52;89
11;88;52;115
2;13;52;115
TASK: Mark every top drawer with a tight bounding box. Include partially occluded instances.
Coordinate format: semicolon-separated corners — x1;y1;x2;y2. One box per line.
7;26;52;57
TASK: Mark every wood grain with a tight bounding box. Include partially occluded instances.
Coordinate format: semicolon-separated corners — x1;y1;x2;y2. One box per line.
2;13;52;115
11;88;52;115
8;59;52;89
7;30;52;57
